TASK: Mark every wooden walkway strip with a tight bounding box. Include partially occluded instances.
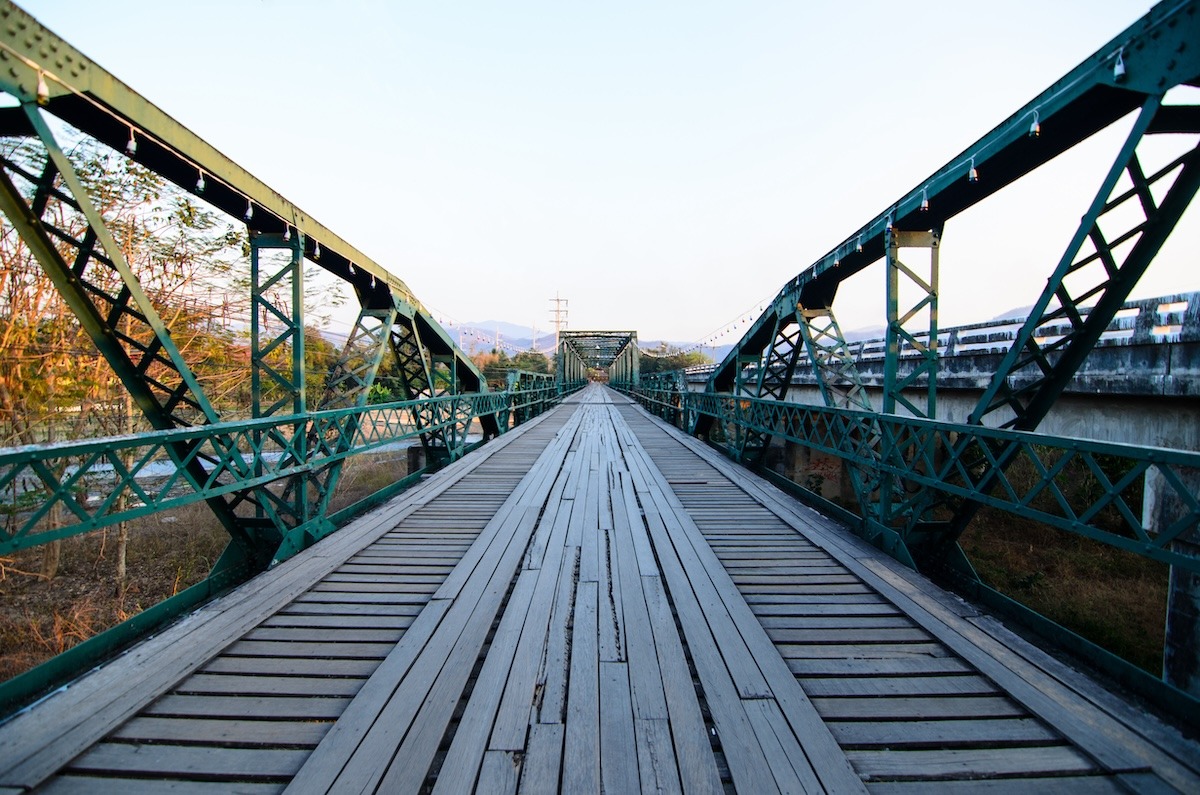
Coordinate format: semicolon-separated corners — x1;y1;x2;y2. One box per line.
6;408;573;794
617;397;1200;793
7;384;1200;793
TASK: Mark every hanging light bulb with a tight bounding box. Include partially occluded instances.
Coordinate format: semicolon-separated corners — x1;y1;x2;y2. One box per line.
244;200;254;221
920;186;929;212
885;215;894;233
35;70;49;105
195;171;206;193
283;225;291;242
125;127;138;156
856;236;863;253
313;242;321;260
1029;110;1040;138
1113;47;1126;82
968;157;979;183
348;262;355;275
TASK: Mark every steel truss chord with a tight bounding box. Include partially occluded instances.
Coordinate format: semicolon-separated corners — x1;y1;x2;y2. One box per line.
385;310;471;462
797;304;873;413
970;97;1200;432
0;105;279;573
918;98;1200;569
249;230;314;539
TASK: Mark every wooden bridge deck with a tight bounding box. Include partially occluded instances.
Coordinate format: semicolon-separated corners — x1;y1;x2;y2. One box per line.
1;385;1197;793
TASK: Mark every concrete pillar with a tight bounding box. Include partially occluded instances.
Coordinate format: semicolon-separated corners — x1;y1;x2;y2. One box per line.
1144;466;1200;696
406;444;426;477
784;439;851;504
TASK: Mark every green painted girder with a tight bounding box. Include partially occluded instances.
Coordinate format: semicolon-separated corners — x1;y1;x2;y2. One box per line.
683;392;1200;577
558;330;638;370
706;0;1200;395
505;370;558;426
0;392;510;555
0;0;489;400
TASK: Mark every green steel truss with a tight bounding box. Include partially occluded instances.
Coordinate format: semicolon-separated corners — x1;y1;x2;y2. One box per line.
699;0;1200;571
557;330;637;388
680;393;1200;578
0;0;516;711
0;1;498;569
633;0;1200;706
506;370;558;426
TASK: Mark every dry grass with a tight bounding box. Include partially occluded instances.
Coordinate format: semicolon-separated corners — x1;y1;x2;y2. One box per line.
960;509;1168;674
0;452;411;684
0;503;228;681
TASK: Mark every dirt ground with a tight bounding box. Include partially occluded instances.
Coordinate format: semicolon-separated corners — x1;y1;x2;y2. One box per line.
0;451;409;682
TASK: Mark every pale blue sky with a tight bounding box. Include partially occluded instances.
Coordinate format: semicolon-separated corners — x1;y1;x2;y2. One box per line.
18;1;1196;344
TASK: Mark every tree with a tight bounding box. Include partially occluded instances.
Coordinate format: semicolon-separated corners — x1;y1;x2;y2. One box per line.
639;344;710;374
511;350;550;374
0;135;251;583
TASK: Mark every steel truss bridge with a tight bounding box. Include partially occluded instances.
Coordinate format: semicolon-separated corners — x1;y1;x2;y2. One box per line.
1;1;1199;791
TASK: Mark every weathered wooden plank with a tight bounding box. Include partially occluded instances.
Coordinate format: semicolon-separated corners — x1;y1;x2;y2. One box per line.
563;581;600;795
489;480;576;750
641;575;724;795
290;591;430;605
68;742;309;778
742;697;825;793
799;674;998;698
274;601;424;617
261;613;413;629
611;475;670;723
827;718;1059;748
775;642;950;659
598;481;626;664
175;674;365;698
432;571;543;793
518;722;563;795
242;627;403;643
112;716;331;747
865;777;1127;794
811;695;1026;720
758;615;914;630
293;411;583;794
144;694;350;720
202;657;378;678
749;599;900;615
270;597;451;792
846;745;1096;779
634;718;683;795
787;656;972;677
533;548;579;727
599;662;639;795
40;776;284;794
311;577;445;590
220;640;395;659
633;500;781;793
637;406;1200;793
477;751;520;795
369;509;545;793
765;627;933;643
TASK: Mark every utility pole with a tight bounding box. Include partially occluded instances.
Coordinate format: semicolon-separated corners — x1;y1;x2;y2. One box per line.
550;293;568;353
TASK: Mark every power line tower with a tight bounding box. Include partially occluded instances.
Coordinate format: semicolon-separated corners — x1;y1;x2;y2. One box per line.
549;294;568;353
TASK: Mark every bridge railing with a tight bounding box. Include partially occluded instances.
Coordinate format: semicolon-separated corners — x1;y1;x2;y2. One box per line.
0;380;588;715
506;370;559;426
615;379;1200;722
